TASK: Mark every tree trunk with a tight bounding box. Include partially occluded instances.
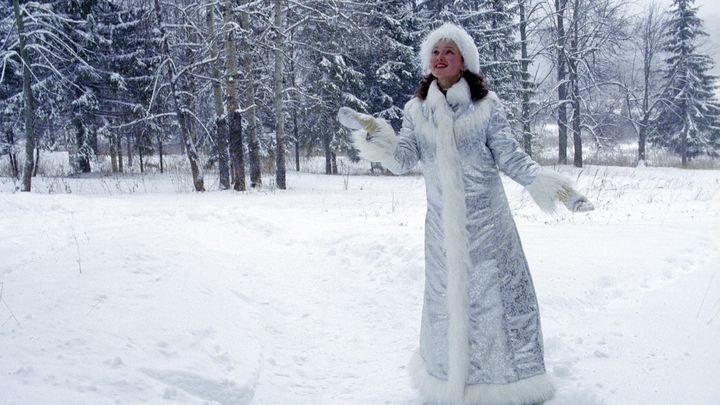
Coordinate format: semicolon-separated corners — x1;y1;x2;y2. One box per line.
681;121;688;168
638;6;659;165
289;34;300;172
273;0;287;189
126;132;133;169
324;134;332;175
89;128;98;158
570;0;582;167
238;0;262;187
295;136;300;172
33;147;40;176
14;0;36;191
153;0;204;191
223;0;246;191
6;129;19;179
110;134;118;172
158;135;164;173
139;145;144;173
73;118;91;173
229;111;245;190
118;136;124;173
638;125;647;163
555;0;568;164
206;4;230;190
519;0;532;156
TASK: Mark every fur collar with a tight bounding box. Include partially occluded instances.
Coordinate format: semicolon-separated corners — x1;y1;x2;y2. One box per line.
409;78;496;143
425;78;472;115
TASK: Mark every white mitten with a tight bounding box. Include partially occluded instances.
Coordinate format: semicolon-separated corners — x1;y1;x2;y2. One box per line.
557;185;595;212
337;107;397;163
338;107;381;133
526;169;595;213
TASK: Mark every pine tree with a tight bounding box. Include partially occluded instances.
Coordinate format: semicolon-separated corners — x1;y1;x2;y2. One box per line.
653;0;720;166
290;1;367;175
457;0;522;123
362;1;419;123
103;4;163;174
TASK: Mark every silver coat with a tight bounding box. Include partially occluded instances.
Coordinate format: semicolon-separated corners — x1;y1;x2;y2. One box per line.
383;78;546;390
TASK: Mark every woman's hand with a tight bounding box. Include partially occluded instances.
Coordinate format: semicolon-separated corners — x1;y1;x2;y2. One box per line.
526;169;595;213
337;107;381;134
337;107;398;164
557;185;595;212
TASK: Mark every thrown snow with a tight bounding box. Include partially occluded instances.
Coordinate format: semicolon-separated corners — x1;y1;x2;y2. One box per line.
1;165;719;404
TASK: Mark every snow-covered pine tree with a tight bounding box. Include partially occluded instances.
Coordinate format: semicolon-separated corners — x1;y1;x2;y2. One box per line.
518;0;538;155
52;0;118;174
653;0;720;166
2;0;96;189
99;3;162;173
455;0;523;125
290;1;367;175
340;0;418;171
0;3;24;180
361;0;419;124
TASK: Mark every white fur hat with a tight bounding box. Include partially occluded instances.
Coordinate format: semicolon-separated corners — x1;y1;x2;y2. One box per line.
419;23;480;76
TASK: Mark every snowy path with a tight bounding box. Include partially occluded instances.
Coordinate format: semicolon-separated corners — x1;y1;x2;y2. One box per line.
1;167;719;404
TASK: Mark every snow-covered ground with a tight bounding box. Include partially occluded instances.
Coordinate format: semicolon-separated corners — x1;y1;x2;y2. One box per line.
1;165;719;404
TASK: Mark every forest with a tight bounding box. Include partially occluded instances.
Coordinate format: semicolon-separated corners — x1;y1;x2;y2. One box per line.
2;0;719;192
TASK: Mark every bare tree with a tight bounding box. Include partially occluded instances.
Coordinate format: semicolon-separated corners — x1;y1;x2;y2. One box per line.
635;4;666;164
609;3;667;165
152;0;205;191
518;0;542;156
554;0;570;164
12;0;36;191
238;0;263;188
223;0;246;191
207;3;231;189
273;0;287;189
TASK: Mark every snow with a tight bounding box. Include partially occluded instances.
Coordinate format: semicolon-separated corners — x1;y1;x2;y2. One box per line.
1;165;719;404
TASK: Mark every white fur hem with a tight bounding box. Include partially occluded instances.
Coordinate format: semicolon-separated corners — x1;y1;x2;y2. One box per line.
350;119;398;164
410;352;556;405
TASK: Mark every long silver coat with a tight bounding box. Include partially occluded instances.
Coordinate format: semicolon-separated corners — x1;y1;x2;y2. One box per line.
380;78;551;403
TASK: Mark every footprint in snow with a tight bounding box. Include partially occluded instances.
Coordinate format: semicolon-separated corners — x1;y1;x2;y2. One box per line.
142;368;254;405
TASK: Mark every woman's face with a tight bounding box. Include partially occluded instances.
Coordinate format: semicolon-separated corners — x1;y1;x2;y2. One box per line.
430;40;464;80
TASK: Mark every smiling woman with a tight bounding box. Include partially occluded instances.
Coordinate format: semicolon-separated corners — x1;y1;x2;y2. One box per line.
338;22;594;405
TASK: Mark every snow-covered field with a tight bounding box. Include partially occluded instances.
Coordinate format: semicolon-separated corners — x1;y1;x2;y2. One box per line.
1;164;719;404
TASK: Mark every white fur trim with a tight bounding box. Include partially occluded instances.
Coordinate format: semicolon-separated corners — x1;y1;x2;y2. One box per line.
350;118;398;164
525;169;574;214
410;352;556;405
428;79;472;402
420;23;480;76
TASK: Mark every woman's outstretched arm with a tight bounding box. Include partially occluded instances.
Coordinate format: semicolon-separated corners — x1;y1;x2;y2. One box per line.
338;107;421;174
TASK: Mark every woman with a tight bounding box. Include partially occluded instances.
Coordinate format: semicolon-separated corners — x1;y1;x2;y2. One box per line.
338;23;591;404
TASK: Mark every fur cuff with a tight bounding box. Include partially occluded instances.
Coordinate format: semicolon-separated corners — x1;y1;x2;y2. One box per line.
526;169;594;213
410;352;556;405
350;118;398;164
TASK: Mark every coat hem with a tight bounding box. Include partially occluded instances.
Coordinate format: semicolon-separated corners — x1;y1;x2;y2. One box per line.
410;351;556;405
